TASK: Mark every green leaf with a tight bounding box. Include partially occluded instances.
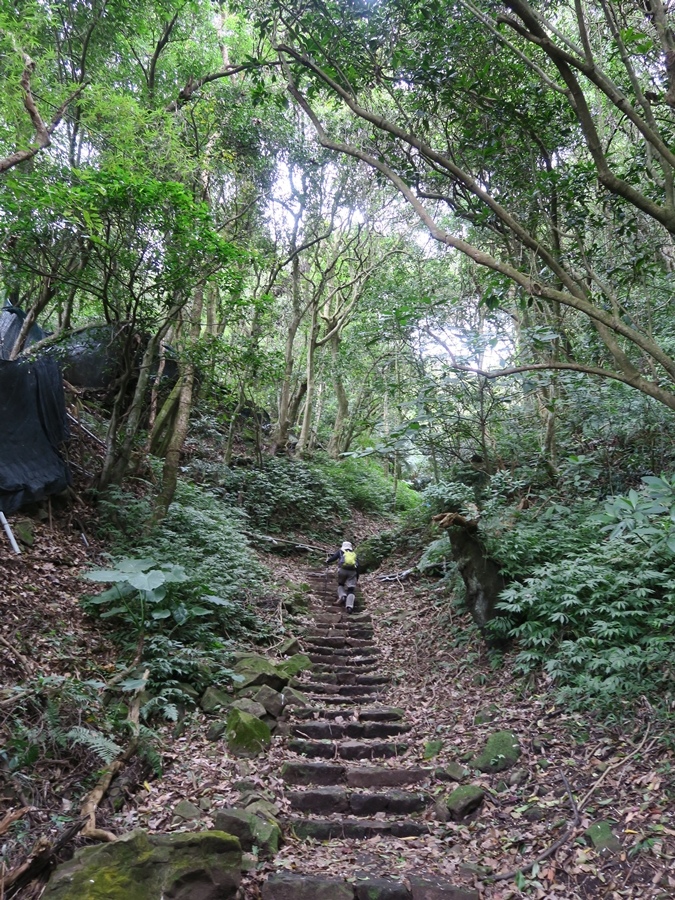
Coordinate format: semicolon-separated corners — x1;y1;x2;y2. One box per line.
119;676;149;691
128;570;166;592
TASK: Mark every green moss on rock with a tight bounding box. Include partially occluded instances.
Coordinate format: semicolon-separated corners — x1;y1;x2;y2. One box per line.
586;820;622;855
225;708;272;757
473;730;521;773
234;656;287;692
44;829;241;900
276;654;312;679
200;686;233;714
446;785;485;819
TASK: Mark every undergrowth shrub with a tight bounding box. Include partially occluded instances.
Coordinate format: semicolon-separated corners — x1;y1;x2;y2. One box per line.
217;457;342;532
97;481;268;633
88;480;273;701
217;455;415;532
482;475;675;715
489;539;675;714
1;675;159;779
481;497;602;580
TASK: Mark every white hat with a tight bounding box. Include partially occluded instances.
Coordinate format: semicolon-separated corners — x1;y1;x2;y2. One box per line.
340;541;353;551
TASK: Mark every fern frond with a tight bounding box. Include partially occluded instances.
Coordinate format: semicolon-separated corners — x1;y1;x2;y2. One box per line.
65;726;123;764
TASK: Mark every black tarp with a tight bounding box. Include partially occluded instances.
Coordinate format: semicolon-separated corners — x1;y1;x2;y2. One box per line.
0;307;71;514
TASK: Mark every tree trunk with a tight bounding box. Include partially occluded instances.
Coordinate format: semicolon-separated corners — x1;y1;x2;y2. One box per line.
149;363;196;525
296;305;319;455
328;332;349;458
151;287;204;523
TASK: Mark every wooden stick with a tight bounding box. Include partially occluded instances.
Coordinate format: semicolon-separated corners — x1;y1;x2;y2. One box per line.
0;817;86;893
0;635;32;675
0;808;31;837
79;692;142;842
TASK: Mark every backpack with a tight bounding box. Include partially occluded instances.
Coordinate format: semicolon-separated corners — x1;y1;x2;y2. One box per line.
341;549;357;569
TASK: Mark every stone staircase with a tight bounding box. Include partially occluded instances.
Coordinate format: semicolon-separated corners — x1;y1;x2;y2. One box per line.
260;596;480;900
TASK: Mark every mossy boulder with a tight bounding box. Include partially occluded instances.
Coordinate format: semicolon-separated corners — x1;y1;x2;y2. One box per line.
276;653;312;679
234;656;287;692
200;686;233;714
281;686;310;707
213;808;281;859
278;637;301;656
14;517;35;547
446;785;485;820
225;708;272;757
473;730;521;773
586;820;622;855
249;685;285;719
231;698;267;719
44;829;241;900
434;761;469;783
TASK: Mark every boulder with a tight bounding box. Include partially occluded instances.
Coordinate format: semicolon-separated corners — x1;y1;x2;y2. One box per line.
423;740;443;760
473;730;521;773
278;637;301;656
213;808;281;858
276;654;312;679
281;687;310;707
434;762;468;783
200;686;233;714
206;720;228;742
445;785;485;820
586;820;622;855
245;799;281;819
225;708;272;757
231;698;267;719
172;799;202;822
43;829;241;900
262;874;354;899
250;685;286;719
234;656;287;692
14;518;35;547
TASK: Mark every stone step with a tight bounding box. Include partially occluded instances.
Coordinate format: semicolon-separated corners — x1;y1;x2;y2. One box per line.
288;738;409;760
284;816;429;840
346;766;432;788
262;874;479;900
295;682;383;698
304;637;376;650
302;694;383;706
308;626;374;636
290;721;411;740
291;705;404;722
287;786;429;815
313;663;379;677
307;645;379;657
281;762;430;788
281;761;346;785
313;613;372;626
308;654;379;668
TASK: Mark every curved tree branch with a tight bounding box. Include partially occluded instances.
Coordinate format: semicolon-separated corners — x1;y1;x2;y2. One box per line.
0;57;87;175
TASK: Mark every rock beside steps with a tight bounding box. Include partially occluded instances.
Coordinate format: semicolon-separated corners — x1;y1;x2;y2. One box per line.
261;594;479;900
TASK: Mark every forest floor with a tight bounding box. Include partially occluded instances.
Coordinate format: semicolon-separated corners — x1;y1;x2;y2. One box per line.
1;511;674;899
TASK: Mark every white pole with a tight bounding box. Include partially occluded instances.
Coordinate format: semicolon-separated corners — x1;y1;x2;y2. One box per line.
0;511;21;554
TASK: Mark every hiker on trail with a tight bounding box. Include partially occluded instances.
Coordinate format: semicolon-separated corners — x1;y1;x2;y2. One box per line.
326;541;359;611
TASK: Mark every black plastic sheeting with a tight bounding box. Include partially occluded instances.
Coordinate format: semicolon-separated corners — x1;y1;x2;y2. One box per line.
0;307;70;514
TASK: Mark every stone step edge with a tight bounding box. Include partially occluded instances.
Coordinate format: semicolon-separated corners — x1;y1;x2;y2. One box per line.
281;762;433;786
281;815;430;840
290;706;405;721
